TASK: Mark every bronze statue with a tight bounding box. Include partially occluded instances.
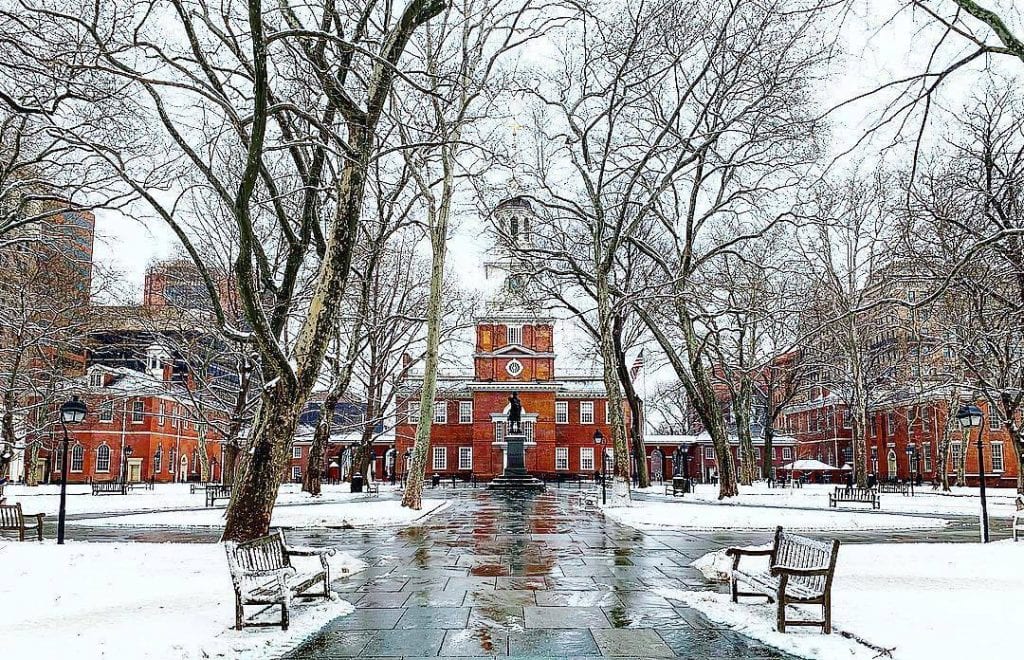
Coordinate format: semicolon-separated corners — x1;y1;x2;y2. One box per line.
508;391;523;434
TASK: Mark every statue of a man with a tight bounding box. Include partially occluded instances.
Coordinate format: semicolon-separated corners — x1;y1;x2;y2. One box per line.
508;391;523;434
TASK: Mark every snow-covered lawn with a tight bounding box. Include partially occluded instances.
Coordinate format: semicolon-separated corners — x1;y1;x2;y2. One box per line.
81;498;450;528
0;540;365;660
640;482;1021;518
2;482;403;516
663;541;1024;660
604;498;947;531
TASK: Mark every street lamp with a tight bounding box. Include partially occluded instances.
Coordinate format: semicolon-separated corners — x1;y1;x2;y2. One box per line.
58;395;87;545
594;429;606;505
905;443;916;496
121;445;133;491
956;404;988;543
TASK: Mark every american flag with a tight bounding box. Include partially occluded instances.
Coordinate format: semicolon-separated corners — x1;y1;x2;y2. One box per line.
629;349;645;381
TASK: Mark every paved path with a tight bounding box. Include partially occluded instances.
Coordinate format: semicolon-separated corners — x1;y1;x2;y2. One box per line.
285;489;795;660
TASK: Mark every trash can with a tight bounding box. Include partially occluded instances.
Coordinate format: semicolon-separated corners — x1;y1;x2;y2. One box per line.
351;474;364;493
431;473;441;488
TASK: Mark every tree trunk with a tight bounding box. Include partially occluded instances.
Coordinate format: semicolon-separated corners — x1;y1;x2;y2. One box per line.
222;441;239;487
595;276;632;505
611;315;648;488
734;378;755;485
221;380;303;542
401;201;449;510
762;423;775;481
304;388;341;496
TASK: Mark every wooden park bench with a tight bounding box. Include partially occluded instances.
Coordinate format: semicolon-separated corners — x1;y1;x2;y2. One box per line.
1013;496;1023;542
190;481;215;494
0;502;45;541
727;526;841;634
224;529;338;631
205;484;232;507
91;481;127;496
877;481;912;496
828;486;879;509
365;481;379;496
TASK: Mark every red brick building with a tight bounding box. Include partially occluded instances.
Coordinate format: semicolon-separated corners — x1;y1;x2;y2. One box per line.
395;312;620;480
29;360;225;484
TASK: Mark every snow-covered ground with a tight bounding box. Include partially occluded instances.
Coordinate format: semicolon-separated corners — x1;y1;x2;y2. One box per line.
665;541;1023;660
639;482;1021;518
603;498;948;531
2;482;400;516
0;540;365;660
81;498;450;528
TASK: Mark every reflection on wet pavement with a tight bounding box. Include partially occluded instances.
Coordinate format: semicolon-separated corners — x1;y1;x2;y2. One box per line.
284;490;797;659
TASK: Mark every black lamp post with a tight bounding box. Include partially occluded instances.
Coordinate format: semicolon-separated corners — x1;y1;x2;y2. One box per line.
956;404;988;543
403;449;411;486
594;429;606;505
121;444;134;491
58;395;87;545
905;442;916;496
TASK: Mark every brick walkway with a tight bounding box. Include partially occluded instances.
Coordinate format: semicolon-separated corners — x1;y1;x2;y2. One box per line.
284;489;794;659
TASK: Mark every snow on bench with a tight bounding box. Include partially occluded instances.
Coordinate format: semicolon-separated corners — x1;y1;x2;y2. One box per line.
224;529;336;631
727;526;840;634
828;486;879;509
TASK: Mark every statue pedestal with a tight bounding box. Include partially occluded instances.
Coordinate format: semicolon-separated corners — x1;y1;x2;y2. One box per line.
488;433;545;492
505;433;527;476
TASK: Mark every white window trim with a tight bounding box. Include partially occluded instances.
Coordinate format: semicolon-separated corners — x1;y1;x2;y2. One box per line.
507;325;522;346
292;446;302;459
555;446;568;471
131;401;145;424
95;444;111;473
580;447;595;471
70;444;84;472
458;446;473;471
704;446;715;459
782;447;793;460
494;420;505;444
459;401;473;424
99;401;113;423
991;442;1004;472
433;446;447;471
555;401;568;424
158;401;165;425
605;402;611;424
408;401;420;424
291;466;302;480
434;401;447;424
580;401;594;425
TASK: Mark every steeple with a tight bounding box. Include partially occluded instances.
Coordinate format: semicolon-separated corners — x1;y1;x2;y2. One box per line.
485;197;541;314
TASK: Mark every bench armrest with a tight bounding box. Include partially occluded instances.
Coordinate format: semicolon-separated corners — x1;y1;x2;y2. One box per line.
285;545;336;557
771;564;830;577
240;567;297;579
725;547;773;557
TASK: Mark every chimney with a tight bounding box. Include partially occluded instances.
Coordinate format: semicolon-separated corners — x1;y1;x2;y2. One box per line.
402;353;412;371
162;362;174;383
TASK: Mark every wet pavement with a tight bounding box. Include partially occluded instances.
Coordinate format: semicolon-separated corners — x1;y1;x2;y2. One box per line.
283;490;799;659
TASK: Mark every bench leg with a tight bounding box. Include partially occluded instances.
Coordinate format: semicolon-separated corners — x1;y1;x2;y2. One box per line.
19;527;24;542
777;598;786;633
235;594;244;630
823;594;832;634
281;603;289;631
730;576;738;603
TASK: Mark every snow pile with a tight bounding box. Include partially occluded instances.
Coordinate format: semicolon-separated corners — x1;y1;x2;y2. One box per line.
602;499;947;531
0;540;365;660
665;541;1024;660
82;499;450;528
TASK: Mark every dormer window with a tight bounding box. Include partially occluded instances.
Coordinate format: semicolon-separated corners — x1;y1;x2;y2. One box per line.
89;371;103;387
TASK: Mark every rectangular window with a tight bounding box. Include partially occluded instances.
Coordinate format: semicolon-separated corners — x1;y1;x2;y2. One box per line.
754;448;762;461
408;401;420;424
292;446;302;459
555;401;568;424
887;412;895;435
507;325;522;346
782;447;793;461
580;401;594;424
605;402;611;424
459;401;473;424
704;446;715;459
922;443;932;472
842;409;851;429
458;446;473;470
132;400;145;423
523;420;535;443
555;447;568;470
89;372;103;387
96;447;110;472
434;401;447;424
71;446;83;472
951;442;961;467
580;447;595;471
991;443;1004;472
154;447;162;473
433;446;447;471
158;401;165;425
291;466;301;481
99;401;113;422
494;420;505;444
989;413;1001;430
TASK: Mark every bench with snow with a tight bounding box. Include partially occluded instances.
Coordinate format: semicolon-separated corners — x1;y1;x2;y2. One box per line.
727;526;840;634
366;481;380;496
91;481;127;495
205;484;232;507
568;492;598;509
877;481;912;496
0;502;45;541
224;529;338;631
828;486;879;509
1013;496;1023;542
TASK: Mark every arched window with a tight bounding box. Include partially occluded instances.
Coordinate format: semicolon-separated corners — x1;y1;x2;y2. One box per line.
71;444;84;472
887;449;897;478
96;445;111;472
153;446;163;473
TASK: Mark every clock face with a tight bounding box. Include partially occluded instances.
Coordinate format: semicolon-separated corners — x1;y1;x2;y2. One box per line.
506;359;524;377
